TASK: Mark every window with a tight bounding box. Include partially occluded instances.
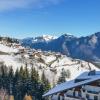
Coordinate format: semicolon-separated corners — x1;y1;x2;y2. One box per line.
94;96;98;100
86;94;89;99
78;92;81;97
82;89;85;92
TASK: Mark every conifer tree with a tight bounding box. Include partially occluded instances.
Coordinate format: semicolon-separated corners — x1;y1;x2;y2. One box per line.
14;68;19;82
22;64;30;98
0;64;51;100
18;66;25;100
1;65;8;89
30;66;40;99
19;66;24;79
8;66;14;95
8;66;14;79
41;71;51;92
66;69;71;78
23;63;29;79
31;66;38;82
57;69;67;84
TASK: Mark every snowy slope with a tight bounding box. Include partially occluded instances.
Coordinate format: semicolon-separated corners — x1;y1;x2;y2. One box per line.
40;56;99;84
0;43;99;86
0;55;24;71
0;44;18;53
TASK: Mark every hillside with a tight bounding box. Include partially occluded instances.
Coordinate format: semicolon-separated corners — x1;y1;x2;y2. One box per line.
0;40;99;85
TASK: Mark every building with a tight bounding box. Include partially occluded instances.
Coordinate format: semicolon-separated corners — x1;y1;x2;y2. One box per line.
43;70;100;100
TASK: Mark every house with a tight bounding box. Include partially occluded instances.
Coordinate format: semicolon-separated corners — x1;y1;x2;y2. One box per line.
43;70;100;100
12;43;21;48
18;47;26;53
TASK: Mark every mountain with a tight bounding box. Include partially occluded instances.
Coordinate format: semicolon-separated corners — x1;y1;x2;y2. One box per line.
21;35;56;44
21;32;100;61
0;40;99;85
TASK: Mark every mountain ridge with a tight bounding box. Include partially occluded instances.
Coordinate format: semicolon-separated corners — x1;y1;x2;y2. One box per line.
21;32;100;61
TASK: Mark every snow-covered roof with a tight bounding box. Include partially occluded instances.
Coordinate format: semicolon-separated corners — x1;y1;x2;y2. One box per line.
43;71;100;97
76;71;100;79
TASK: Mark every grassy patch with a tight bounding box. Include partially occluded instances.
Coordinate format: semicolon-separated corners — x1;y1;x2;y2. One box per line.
0;51;9;55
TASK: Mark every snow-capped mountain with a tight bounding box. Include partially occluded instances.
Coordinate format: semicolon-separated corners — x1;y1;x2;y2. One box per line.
21;35;57;46
33;35;57;42
21;32;100;62
0;40;99;85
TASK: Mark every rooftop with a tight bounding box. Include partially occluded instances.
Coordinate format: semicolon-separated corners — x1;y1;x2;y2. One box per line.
43;70;100;97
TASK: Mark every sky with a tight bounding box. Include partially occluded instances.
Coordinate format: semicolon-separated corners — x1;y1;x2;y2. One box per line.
0;0;100;38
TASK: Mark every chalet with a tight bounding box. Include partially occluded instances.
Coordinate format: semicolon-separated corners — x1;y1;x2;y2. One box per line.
43;70;100;100
18;47;26;53
13;43;21;48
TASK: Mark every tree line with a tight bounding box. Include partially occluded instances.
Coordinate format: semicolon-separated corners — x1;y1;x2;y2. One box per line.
0;64;51;100
0;36;19;43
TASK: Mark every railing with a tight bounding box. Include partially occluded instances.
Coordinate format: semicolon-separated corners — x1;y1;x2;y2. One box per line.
84;85;100;93
87;90;99;94
66;95;85;100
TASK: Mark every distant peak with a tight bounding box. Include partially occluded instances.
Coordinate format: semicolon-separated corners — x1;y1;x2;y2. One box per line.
60;33;76;39
33;35;57;43
94;32;100;37
63;33;74;37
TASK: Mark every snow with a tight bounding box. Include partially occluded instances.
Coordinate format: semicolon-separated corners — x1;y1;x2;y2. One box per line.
76;71;100;79
0;55;24;71
0;44;18;53
89;35;98;46
48;57;99;82
42;35;57;41
0;43;99;85
33;35;57;43
43;71;100;97
42;55;56;63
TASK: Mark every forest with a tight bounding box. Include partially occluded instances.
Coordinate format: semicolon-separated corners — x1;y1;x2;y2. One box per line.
0;63;51;100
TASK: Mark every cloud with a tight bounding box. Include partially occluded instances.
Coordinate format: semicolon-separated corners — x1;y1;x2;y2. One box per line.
0;0;63;11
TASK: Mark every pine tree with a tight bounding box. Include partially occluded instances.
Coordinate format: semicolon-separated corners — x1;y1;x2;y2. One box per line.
1;64;8;78
30;66;40;99
23;64;29;79
31;66;39;83
17;66;25;100
8;66;14;95
0;36;2;41
41;71;51;92
0;64;51;100
23;64;30;97
41;71;46;84
19;66;24;79
13;68;20;99
0;65;8;89
40;71;51;100
57;69;67;84
66;69;71;78
14;68;19;82
8;66;14;79
45;79;51;92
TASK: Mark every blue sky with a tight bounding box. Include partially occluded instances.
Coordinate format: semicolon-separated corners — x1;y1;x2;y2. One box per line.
0;0;100;38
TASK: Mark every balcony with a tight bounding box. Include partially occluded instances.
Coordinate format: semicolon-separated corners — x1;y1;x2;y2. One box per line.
65;95;85;100
84;85;100;93
87;90;99;95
